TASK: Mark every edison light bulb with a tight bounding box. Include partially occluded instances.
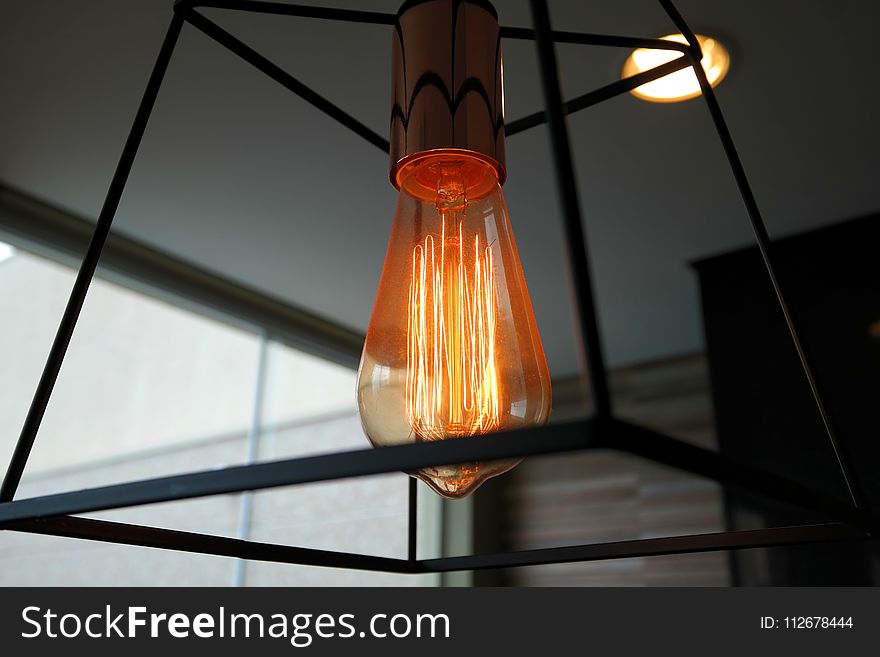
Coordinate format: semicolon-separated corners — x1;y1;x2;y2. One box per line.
357;149;552;498
357;0;551;498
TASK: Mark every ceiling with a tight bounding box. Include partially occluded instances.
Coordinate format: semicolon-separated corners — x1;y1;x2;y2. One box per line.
1;0;878;379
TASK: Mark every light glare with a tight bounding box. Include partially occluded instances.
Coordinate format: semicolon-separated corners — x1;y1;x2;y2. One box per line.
623;34;730;102
0;241;15;264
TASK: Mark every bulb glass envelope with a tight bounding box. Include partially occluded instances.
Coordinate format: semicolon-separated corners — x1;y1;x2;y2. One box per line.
358;149;551;498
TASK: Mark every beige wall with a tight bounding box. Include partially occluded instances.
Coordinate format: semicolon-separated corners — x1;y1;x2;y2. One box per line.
502;353;730;586
0;252;260;477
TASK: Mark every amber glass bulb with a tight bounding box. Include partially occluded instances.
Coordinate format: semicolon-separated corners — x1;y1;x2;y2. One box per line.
357;149;551;498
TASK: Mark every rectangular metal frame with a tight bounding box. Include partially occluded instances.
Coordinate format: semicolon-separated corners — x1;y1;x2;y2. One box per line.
0;0;875;575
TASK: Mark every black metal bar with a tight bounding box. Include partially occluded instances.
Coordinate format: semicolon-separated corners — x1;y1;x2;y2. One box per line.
185;2;690;145
7;516;416;573
654;0;705;61
185;10;390;153
421;523;871;572
0;419;602;525
610;419;873;530
657;0;868;513
184;0;690;55
6;517;870;574
505;55;691;136
407;477;418;562
0;13;186;504
499;26;688;53
529;0;611;417
185;1;690;144
180;0;396;25
183;0;691;55
1;415;867;535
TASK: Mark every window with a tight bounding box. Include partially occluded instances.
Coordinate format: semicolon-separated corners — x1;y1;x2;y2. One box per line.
0;239;438;586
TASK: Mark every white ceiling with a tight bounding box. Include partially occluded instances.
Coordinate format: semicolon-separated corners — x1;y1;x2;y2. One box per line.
1;0;878;379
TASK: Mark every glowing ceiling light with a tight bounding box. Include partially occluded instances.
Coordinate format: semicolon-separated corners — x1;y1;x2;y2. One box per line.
623;34;730;103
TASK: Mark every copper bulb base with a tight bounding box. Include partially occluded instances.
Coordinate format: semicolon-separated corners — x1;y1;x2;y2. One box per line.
390;0;506;189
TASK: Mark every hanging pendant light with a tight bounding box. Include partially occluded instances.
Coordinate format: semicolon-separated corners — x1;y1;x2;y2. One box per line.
356;0;552;499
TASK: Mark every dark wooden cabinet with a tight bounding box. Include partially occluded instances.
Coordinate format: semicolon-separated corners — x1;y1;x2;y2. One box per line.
693;214;880;584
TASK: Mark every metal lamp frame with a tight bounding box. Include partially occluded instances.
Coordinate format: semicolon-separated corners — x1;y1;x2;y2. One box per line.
0;0;875;576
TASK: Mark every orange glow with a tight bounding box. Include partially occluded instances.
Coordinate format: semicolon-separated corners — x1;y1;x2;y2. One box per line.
406;213;500;440
622;34;730;103
357;150;551;498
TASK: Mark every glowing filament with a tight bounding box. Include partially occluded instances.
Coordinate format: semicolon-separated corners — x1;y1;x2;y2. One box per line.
406;213;500;440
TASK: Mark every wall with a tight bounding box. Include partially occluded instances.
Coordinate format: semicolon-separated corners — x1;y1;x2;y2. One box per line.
499;353;730;586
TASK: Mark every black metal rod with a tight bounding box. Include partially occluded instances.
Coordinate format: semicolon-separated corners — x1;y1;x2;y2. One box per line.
421;523;871;572
506;55;692;136
654;0;705;61
185;1;690;145
184;0;690;55
180;0;396;25
657;0;868;513
8;516;416;573
185;10;390;153
183;0;691;55
186;1;691;147
407;477;418;562
0;13;186;503
529;0;612;416
500;26;688;53
1;417;867;534
0;420;602;525
611;420;873;530
6;517;869;574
